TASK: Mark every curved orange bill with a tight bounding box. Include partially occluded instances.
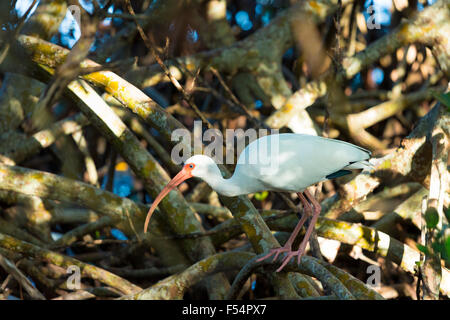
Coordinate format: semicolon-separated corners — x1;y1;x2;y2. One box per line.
144;167;193;233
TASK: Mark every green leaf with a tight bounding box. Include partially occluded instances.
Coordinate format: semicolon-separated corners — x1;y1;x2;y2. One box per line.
433;91;450;110
416;243;430;255
432;241;443;255
444;235;450;264
254;191;269;201
425;207;439;229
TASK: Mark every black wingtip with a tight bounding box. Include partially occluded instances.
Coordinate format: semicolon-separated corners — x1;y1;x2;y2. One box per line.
326;170;352;179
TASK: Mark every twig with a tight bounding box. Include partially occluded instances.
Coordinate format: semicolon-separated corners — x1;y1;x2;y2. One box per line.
107;264;187;279
105;148;117;192
371;186;427;233
0;216;45;246
125;0;213;129
267;0;450;129
344;87;443;149
161;209;296;240
0;113;88;165
226;254;355;300
269;214;450;296
185;181;213;203
0;0;37;64
113;107;181;174
30;11;99;130
189;202;234;220
418;108;449;299
210;67;267;128
104;12;150;21
119;252;258;300
51;216;116;248
0;162;148;234
72;129;99;186
322;105;447;220
52;290;96;300
315;259;384;300
0;253;45;300
0;233;141;295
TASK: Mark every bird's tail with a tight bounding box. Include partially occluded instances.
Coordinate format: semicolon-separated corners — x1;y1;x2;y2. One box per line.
343;160;373;170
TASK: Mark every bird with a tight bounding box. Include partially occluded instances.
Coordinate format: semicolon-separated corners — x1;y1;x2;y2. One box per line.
144;133;372;272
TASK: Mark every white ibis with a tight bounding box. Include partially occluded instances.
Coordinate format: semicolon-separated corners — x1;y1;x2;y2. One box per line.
144;133;372;272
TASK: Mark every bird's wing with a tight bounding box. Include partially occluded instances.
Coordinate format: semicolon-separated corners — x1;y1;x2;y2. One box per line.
235;134;371;192
280;133;371;173
317;135;371;156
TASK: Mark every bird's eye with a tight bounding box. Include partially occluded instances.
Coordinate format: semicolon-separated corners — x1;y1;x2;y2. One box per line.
188;164;194;169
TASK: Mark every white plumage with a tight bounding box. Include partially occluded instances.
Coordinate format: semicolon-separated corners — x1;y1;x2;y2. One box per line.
182;133;371;196
231;133;371;193
144;133;372;272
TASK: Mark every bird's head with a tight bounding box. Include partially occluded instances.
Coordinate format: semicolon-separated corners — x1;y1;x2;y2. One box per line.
143;155;217;233
182;154;218;179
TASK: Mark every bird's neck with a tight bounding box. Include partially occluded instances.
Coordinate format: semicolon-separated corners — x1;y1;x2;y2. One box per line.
201;165;246;197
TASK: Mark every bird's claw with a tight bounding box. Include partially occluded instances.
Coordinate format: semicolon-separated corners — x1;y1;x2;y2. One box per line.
256;246;291;264
257;245;307;273
276;249;307;272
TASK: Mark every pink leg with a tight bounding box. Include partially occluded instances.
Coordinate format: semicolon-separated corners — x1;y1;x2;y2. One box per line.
256;192;312;268
275;189;322;271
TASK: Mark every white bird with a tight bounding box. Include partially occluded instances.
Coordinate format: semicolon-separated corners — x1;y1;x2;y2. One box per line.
144;133;372;272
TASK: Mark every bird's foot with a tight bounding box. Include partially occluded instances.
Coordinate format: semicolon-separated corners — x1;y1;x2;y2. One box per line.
256;244;307;273
275;246;307;272
256;246;292;265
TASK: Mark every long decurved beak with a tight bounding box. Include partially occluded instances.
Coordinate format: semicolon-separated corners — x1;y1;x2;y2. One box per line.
144;167;193;233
